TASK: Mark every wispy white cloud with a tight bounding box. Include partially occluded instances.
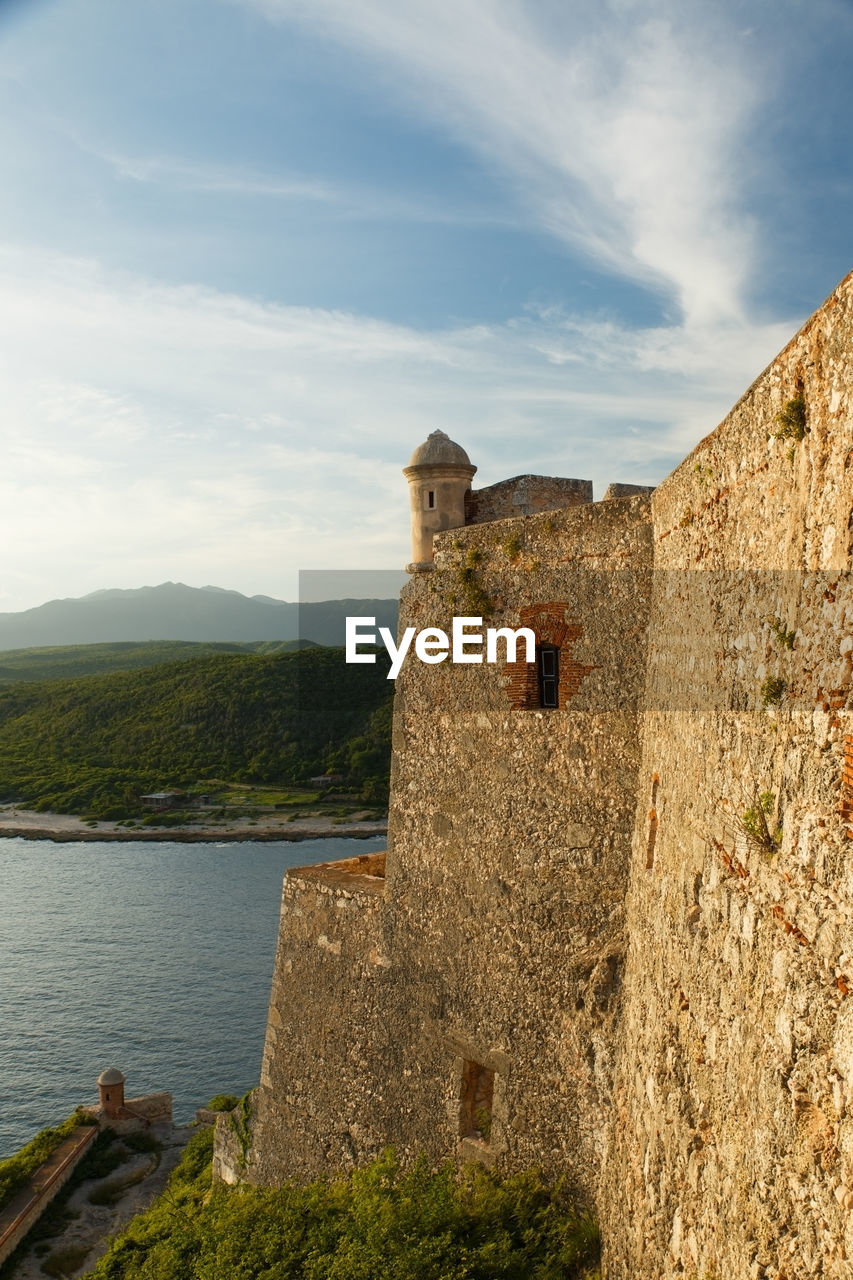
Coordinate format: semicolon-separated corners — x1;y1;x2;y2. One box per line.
238;0;765;325
58;135;517;230
0;244;796;611
106;153;338;203
0;0;841;622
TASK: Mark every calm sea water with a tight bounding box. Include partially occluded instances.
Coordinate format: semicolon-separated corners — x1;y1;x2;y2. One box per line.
0;836;384;1159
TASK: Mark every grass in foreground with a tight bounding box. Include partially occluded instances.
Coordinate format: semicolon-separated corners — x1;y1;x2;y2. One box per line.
0;1109;97;1213
0;1128;140;1280
83;1130;599;1280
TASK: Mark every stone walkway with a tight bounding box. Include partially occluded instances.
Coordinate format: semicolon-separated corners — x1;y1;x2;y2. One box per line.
0;1127;97;1267
5;1124;194;1280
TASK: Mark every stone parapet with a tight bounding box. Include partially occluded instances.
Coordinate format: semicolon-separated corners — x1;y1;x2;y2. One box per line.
239;854;390;1185
466;474;592;525
602;482;655;500
0;1125;97;1269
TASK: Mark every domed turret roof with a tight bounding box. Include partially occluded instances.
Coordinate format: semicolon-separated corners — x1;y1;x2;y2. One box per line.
406;430;473;469
98;1067;125;1086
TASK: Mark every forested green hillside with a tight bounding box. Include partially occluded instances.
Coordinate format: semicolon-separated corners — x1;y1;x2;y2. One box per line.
0;639;313;685
0;648;392;818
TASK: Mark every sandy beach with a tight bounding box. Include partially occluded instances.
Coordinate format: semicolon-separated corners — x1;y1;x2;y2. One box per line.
0;806;387;844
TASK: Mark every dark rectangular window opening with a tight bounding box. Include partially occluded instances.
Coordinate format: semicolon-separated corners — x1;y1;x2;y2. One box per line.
537;645;559;708
427;490;435;509
460;1060;495;1143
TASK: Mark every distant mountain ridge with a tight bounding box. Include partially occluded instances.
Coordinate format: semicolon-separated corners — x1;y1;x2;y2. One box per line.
0;583;398;650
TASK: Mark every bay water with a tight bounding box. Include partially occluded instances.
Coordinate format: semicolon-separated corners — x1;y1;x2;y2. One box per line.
0;836;384;1159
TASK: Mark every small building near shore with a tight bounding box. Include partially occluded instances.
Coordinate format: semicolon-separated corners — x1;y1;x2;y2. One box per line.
88;1068;172;1133
139;791;183;812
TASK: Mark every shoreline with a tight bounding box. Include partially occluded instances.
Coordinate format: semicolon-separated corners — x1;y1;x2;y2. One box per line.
0;808;387;844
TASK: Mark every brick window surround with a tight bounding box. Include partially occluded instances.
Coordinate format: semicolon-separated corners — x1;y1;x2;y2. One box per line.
505;602;593;710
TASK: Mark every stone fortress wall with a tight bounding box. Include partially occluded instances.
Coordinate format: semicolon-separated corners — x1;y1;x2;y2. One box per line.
243;495;653;1195
601;273;853;1280
222;270;853;1280
382;494;653;1192
243;853;389;1184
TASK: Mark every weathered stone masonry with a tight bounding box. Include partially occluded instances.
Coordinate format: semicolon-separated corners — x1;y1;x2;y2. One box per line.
237;496;653;1197
240;853;390;1183
601;272;853;1280
221;270;853;1280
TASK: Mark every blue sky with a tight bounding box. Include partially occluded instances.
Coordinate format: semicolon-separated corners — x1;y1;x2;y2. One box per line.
1;0;851;611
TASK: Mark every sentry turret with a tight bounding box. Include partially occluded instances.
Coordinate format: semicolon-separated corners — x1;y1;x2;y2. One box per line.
402;430;476;570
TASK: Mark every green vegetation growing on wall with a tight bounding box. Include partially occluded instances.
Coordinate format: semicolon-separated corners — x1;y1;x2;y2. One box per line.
454;548;494;619
227;1091;254;1165
205;1095;240;1113
760;675;787;709
774;395;807;442
0;647;392;818
84;1131;600;1280
766;616;796;650
739;790;782;856
502;530;523;560
0;1110;96;1212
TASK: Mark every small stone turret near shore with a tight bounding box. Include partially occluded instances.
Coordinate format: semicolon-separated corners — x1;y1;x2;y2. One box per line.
88;1067;172;1134
0;1072;186;1272
96;1067;125;1118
